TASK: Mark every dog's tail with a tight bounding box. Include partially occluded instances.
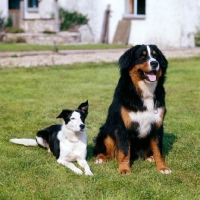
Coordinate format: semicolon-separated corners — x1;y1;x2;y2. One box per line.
9;138;37;146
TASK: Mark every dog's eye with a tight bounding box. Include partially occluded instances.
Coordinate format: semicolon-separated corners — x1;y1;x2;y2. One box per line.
71;117;75;120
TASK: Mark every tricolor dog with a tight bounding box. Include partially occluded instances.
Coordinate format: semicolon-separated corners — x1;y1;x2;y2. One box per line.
93;45;172;174
10;101;93;176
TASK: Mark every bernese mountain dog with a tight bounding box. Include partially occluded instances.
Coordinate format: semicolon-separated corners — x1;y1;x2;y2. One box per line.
93;44;172;174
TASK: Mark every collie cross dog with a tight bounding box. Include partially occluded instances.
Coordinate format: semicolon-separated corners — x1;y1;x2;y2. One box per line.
10;100;93;176
93;45;172;174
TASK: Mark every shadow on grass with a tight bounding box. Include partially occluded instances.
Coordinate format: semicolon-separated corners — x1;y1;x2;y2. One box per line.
87;144;95;160
87;132;178;160
163;132;178;157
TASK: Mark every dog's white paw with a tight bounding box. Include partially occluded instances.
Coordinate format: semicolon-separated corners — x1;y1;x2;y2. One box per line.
146;156;155;162
74;168;83;175
160;169;172;174
85;170;94;176
47;148;51;153
94;159;104;164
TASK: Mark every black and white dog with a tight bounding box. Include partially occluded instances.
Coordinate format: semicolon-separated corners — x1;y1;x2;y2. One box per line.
10;100;93;176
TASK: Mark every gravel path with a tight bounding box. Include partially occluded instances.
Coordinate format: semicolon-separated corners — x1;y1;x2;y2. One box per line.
0;48;200;68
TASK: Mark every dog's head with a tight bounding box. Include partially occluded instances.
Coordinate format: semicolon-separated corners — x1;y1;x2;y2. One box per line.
56;100;89;132
118;45;167;91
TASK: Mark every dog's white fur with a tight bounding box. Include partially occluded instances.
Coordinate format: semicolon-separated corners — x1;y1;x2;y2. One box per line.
56;119;93;175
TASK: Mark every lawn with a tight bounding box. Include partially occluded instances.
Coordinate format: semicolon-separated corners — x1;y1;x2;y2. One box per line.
0;57;200;199
0;43;128;52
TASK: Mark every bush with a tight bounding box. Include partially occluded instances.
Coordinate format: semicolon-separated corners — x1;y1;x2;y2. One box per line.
4;36;26;44
5;26;24;33
5;16;13;28
42;30;56;34
16;37;26;43
59;8;89;31
195;31;200;47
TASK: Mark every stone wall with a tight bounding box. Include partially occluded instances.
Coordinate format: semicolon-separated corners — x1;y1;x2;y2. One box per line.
5;31;81;45
20;19;59;33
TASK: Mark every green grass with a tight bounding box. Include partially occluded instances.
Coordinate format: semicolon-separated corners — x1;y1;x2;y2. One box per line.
0;57;200;199
0;43;128;52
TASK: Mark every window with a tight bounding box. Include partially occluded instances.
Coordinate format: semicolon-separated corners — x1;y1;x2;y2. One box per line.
28;0;38;8
9;0;20;9
124;0;146;19
26;0;38;12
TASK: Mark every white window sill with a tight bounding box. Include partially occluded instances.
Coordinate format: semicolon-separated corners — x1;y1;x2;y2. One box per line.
123;14;146;20
27;8;38;13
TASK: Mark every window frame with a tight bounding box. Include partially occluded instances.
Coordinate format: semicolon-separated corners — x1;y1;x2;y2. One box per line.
25;0;39;12
123;0;146;19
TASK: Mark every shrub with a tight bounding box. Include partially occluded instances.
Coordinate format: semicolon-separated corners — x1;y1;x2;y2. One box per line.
195;31;200;47
42;30;56;34
15;37;26;43
59;8;89;31
5;26;24;33
5;16;13;28
4;38;15;44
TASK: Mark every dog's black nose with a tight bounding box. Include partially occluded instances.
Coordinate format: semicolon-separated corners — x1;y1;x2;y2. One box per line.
150;61;158;69
80;124;85;130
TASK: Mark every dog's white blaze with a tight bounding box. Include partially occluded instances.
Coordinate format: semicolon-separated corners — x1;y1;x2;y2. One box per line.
147;45;159;71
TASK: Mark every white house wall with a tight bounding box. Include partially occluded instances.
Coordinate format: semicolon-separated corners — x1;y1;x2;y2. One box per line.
109;0;200;48
0;0;8;19
57;0;200;48
58;0;107;43
180;0;200;47
129;0;182;48
24;0;54;19
39;0;55;19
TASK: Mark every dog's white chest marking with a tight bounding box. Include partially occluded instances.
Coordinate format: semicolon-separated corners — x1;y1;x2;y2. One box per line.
57;129;86;161
129;81;162;138
129;103;162;138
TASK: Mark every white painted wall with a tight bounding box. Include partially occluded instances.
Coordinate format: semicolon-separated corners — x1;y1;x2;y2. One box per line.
39;0;55;19
58;0;106;43
0;0;8;19
127;0;200;48
57;0;200;47
24;0;55;19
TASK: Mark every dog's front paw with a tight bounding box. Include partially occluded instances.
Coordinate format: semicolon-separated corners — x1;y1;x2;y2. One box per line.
85;170;94;176
94;158;105;164
118;164;131;175
118;167;131;175
74;168;83;175
146;156;155;162
157;165;172;174
159;168;172;174
94;154;107;164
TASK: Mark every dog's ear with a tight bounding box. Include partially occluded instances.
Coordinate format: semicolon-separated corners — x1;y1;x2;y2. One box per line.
56;109;71;119
118;45;141;74
159;50;168;69
77;100;89;117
